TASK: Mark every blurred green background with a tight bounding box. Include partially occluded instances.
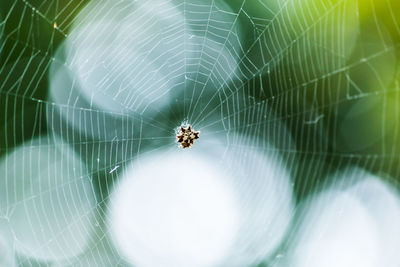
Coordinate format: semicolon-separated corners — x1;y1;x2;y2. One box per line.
1;0;400;266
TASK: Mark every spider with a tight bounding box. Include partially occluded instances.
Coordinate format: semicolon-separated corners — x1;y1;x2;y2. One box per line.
176;124;200;148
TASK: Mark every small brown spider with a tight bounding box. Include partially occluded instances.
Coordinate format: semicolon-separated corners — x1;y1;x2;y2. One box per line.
176;124;200;148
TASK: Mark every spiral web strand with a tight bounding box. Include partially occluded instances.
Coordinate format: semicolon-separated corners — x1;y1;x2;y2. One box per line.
1;0;400;266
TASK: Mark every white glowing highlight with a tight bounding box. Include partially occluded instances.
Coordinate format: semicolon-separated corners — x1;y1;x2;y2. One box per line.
0;138;96;261
348;174;400;266
52;0;242;117
0;225;15;267
282;170;400;267
285;191;379;267
109;137;294;266
109;150;239;267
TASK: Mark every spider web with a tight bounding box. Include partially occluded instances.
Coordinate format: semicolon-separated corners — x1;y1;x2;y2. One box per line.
1;0;400;266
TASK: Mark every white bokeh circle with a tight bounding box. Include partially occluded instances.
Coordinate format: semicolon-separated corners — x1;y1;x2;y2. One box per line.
0;137;97;262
